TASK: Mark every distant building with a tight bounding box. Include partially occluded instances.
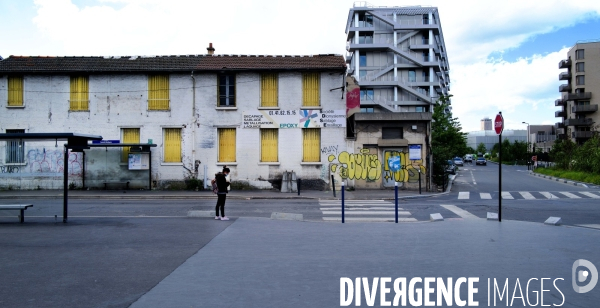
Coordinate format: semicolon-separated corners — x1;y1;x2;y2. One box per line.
480;117;492;130
466;130;527;153
527;125;556;153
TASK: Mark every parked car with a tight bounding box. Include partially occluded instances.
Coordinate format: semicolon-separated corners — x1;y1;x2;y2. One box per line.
445;160;456;174
476;157;487;165
464;154;473;163
453;157;464;166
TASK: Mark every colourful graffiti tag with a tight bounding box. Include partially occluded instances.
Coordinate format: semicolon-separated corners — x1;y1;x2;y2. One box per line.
26;149;83;176
383;151;426;183
328;149;382;181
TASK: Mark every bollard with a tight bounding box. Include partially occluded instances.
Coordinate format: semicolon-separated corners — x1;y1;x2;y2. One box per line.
418;170;422;194
331;175;336;198
297;179;301;196
395;182;398;223
341;182;345;223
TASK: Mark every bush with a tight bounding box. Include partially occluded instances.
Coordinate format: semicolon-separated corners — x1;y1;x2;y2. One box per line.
534;167;600;185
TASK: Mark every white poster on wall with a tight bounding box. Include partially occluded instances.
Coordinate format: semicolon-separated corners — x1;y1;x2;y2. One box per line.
409;145;422;160
243;110;346;128
128;153;149;170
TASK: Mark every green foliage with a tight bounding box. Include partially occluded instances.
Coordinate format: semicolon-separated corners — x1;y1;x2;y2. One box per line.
535;167;600;185
549;134;600;173
476;143;487;154
550;137;578;169
489;139;529;164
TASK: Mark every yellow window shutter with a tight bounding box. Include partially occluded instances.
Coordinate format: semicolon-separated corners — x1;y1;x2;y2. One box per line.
260;129;278;162
302;128;321;162
148;74;170;110
8;76;24;106
70;76;89;110
163;128;181;162
261;73;278;107
218;128;236;162
121;128;141;162
302;72;320;107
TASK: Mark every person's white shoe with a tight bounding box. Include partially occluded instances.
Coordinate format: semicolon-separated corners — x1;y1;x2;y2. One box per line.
220;216;230;221
215;216;220;220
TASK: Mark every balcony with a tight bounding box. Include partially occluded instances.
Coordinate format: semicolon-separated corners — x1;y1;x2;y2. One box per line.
572;104;598;113
555;99;565;106
572;131;594;139
564;118;593;126
556;128;565;135
559;59;571;69
555;111;566;118
564;92;592;101
559;84;571;92
559;72;571;80
555;122;564;129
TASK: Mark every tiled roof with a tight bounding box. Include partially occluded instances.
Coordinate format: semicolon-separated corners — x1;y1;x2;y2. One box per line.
0;54;346;73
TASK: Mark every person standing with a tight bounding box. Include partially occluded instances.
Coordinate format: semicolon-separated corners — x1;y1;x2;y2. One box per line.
215;167;231;220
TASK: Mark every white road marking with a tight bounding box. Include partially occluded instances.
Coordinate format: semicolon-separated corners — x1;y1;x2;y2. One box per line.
440;204;479;219
458;192;470;199
576;224;600;230
320;207;404;211
519;192;535;200
579;192;600;199
559;192;581;199
540;192;560;199
322;217;418;222
480;193;492;199
501;192;514;199
321;211;411;215
470;171;477;185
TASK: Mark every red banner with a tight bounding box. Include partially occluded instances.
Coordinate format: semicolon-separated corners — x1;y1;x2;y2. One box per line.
346;76;360;118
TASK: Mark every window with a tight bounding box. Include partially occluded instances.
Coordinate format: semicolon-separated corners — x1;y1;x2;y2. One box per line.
260;129;278;162
576;75;585;85
422;14;429;25
359;52;367;67
575;49;584;60
5;129;24;163
218;128;236;162
360;107;374;113
360;89;374;101
302;129;320;162
260;73;278;107
382;127;403;139
148;74;170;110
358;14;373;27
70;76;89;111
121;128;140;162
408;70;416;82
415;106;426;112
302;73;320;107
358;34;373;44
576;62;585;72
422;52;430;62
7;76;23;107
218;74;236;107
163;128;181;163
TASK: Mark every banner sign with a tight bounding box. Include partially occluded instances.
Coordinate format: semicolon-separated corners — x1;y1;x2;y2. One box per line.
243;110;346;128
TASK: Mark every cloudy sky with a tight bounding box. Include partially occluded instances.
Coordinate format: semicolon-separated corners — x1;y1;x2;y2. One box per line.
1;0;600;132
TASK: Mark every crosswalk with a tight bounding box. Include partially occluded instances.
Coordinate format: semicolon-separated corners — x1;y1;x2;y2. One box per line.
319;200;418;222
455;191;600;200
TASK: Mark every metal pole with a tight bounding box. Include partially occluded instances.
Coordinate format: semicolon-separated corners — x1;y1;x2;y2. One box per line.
149;150;152;190
418;170;422;194
297;179;301;196
341;182;345;223
63;145;68;223
395;182;398;223
499;133;502;222
331;175;336;198
82;151;86;190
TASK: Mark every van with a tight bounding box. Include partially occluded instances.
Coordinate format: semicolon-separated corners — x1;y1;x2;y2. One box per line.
464;154;473;163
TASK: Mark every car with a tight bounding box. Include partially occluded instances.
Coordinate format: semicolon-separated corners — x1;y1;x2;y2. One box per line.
476;157;487;165
453;157;464;166
464;154;473;163
445;160;456;174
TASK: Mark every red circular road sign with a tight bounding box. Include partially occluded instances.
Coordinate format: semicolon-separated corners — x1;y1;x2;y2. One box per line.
494;113;504;135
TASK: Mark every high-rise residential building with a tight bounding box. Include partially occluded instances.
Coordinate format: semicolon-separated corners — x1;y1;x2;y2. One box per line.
481;117;492;130
345;4;450;190
556;40;600;144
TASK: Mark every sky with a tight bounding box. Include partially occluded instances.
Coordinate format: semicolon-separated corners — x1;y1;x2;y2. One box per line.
1;0;600;132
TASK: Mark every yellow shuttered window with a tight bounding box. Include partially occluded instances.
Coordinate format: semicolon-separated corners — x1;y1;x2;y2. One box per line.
70;76;89;111
148;74;170;110
8;76;24;107
163;128;182;162
218;128;236;162
302;72;320;107
121;128;140;162
261;73;278;107
260;129;278;162
302;128;320;162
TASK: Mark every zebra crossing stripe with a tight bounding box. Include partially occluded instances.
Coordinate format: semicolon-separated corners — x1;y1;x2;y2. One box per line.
480;193;492;199
579;192;600;199
501;192;514;199
320;207;404;211
458;192;470;199
519;192;535;200
559;192;581;199
322;217;418;222
540;192;559;199
321;211;411;215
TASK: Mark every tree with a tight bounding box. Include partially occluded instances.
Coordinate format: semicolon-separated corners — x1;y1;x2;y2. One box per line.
476;142;487;155
431;94;468;185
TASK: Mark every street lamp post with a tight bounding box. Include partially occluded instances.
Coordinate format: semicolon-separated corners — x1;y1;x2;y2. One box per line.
522;121;530;152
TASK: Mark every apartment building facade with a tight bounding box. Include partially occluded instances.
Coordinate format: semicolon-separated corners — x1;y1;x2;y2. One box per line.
0;52;348;190
556;40;600;143
344;4;450;190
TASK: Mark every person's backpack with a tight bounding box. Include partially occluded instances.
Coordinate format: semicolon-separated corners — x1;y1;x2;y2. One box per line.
211;179;218;194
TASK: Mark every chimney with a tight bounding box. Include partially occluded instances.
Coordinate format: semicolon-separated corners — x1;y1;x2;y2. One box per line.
207;43;215;55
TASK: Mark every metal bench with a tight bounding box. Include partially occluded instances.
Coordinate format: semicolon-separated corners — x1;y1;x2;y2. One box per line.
0;204;34;223
102;181;130;190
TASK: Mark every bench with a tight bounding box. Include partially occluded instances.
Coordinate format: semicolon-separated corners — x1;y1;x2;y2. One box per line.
103;181;130;190
0;204;34;223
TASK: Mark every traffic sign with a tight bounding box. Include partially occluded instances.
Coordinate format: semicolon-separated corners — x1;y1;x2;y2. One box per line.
494;113;504;135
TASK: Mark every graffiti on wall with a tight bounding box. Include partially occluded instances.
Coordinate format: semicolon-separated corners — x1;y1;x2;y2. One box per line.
383;150;426;183
26;149;83;176
328;149;382;181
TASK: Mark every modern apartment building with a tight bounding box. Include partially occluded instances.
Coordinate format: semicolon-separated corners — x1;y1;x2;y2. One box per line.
344;3;450;190
556;40;600;144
